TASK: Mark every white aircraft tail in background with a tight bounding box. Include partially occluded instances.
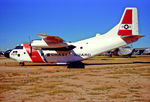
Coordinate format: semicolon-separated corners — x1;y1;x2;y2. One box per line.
4;7;144;67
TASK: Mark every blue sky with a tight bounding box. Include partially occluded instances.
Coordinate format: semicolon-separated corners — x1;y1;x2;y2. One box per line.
0;0;150;50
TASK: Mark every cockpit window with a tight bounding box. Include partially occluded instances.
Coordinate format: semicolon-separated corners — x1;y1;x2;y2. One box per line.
15;46;23;49
13;51;18;54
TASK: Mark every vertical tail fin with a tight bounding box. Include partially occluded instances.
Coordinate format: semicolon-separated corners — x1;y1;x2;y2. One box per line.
118;7;138;37
105;7;144;44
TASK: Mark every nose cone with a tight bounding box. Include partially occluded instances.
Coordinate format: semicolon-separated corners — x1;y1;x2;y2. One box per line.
4;50;12;58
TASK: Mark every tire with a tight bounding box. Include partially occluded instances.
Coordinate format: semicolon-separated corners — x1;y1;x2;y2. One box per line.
19;62;24;66
68;61;85;68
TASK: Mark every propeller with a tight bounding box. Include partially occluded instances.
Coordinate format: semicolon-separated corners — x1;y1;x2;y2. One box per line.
28;36;32;56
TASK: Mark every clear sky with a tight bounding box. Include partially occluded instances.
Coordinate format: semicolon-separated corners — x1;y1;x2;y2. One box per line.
0;0;150;50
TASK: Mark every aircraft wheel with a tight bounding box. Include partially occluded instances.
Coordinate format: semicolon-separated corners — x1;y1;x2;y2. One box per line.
127;54;132;58
68;61;85;68
19;62;24;66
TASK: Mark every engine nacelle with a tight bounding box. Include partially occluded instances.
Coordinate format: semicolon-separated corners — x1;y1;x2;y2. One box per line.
31;39;48;49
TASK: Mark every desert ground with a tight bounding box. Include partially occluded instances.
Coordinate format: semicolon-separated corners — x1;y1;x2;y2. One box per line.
0;55;150;102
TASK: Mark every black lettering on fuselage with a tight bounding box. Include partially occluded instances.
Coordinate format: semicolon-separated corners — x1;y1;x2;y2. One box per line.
46;53;91;57
74;53;91;57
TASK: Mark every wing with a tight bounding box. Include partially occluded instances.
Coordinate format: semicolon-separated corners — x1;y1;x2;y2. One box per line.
37;34;64;44
31;34;75;50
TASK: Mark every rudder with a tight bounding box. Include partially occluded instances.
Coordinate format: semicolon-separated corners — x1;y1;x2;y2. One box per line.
118;8;138;37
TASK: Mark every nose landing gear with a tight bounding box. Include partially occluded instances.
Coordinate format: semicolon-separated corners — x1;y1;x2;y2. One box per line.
19;62;24;66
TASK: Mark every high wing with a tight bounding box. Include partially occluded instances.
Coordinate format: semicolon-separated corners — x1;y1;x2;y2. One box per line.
31;34;75;50
37;34;64;44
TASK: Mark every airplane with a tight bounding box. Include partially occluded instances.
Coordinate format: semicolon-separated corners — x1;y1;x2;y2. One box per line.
104;46;134;58
134;48;150;55
4;7;144;67
113;46;134;57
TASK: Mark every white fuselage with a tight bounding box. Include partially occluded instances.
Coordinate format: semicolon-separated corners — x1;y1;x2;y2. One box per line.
9;33;127;64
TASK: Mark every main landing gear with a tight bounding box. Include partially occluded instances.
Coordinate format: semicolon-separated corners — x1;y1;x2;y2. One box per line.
19;62;24;66
68;61;85;68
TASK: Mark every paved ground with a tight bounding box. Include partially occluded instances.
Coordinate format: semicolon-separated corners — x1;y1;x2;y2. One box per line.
0;55;150;102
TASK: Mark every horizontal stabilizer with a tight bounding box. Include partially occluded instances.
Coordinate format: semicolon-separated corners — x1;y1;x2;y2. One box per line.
122;35;144;44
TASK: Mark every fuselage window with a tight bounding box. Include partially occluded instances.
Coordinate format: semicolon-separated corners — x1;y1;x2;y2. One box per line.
80;47;83;49
18;54;20;57
13;51;18;54
24;52;26;54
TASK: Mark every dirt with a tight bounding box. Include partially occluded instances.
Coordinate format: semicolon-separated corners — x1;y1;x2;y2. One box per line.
0;55;150;102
